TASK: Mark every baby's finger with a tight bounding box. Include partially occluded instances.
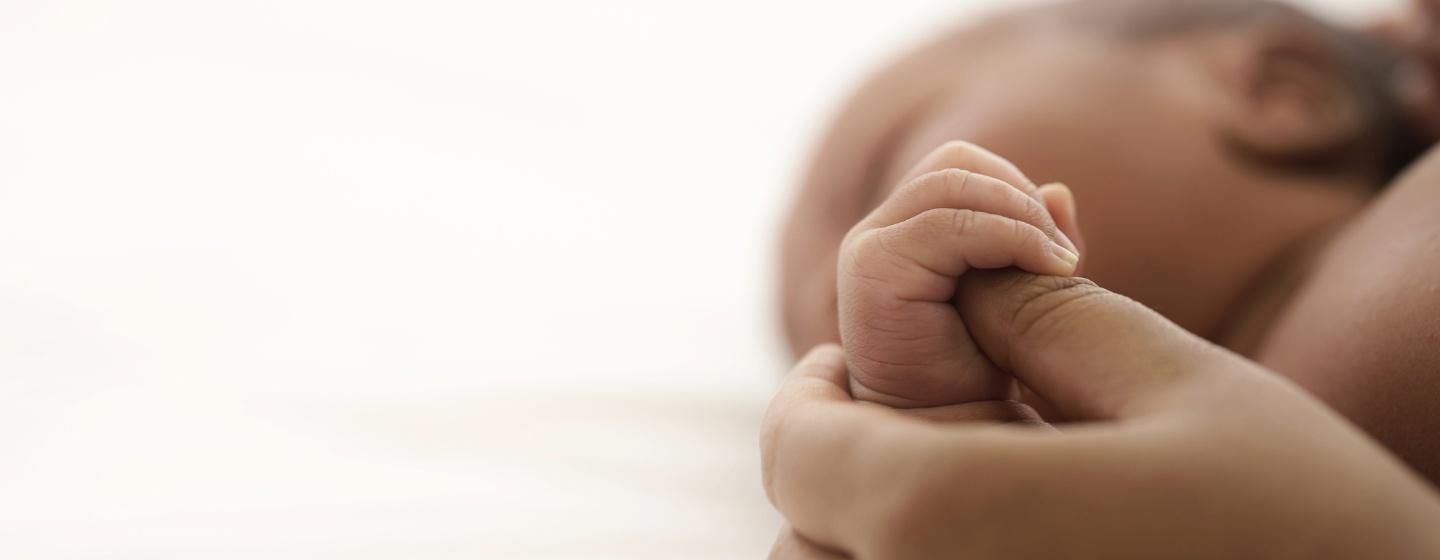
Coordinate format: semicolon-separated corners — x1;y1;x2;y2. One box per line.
893;141;1082;256
1037;182;1085;268
857;169;1068;253
897;140;1037;199
848;209;1077;302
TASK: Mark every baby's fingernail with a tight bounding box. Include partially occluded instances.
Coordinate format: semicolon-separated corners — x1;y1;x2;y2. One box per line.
1050;243;1079;276
1037;182;1081;254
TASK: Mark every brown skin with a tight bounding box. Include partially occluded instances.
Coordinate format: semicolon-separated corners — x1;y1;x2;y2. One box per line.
780;4;1380;357
763;305;1440;559
780;2;1440;482
1258;145;1440;490
770;137;1440;551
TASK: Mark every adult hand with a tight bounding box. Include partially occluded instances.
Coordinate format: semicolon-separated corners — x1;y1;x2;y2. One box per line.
761;271;1440;559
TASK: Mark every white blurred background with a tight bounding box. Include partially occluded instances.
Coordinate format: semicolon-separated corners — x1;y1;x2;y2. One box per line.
0;0;1398;557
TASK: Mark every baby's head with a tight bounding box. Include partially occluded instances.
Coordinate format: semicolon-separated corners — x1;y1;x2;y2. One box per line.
781;0;1432;354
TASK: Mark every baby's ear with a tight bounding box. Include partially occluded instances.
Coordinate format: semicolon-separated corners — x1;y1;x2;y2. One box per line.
1211;18;1370;171
1037;183;1085;275
1367;15;1440;144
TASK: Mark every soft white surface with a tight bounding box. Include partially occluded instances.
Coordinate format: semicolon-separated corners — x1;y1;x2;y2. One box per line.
0;0;1397;557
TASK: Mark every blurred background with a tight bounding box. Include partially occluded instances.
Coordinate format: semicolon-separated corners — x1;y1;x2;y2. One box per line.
0;0;1399;557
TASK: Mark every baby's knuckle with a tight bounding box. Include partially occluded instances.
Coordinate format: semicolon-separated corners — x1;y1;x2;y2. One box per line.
840;230;904;284
898;168;970;201
839;225;860;251
946;208;980;236
854;229;897;264
1008;216;1036;245
891;172;930;200
841;228;880;260
902;207;951;234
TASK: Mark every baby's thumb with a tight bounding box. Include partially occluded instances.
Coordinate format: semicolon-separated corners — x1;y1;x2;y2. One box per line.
955;270;1249;421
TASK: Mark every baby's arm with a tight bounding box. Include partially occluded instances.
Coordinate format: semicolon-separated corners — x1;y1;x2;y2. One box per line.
839;142;1080;408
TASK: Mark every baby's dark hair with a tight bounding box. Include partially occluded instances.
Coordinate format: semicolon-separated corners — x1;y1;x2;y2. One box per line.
1084;0;1429;182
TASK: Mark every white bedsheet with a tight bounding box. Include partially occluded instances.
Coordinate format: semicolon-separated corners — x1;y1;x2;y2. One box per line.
0;0;1396;557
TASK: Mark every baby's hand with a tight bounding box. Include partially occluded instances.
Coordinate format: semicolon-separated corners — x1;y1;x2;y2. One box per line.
839;142;1082;408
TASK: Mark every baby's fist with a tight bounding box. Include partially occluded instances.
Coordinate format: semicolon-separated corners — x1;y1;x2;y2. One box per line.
839;142;1081;408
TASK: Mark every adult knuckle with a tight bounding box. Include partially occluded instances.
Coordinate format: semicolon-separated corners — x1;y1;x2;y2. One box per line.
1002;274;1111;342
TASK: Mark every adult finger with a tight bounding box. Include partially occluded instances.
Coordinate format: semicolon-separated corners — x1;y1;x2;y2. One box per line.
955;271;1257;420
760;344;940;551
